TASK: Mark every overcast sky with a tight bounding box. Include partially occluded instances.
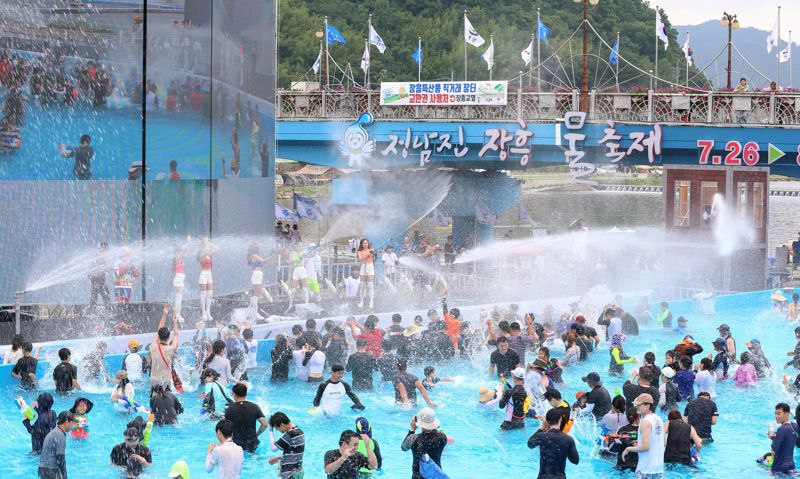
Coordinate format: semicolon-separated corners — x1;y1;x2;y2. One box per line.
658;0;797;36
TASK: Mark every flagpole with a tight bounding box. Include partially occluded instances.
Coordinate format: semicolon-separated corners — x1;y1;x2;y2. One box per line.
367;14;372;89
529;33;535;87
777;6;781;87
323;16;329;90
489;34;493;81
654;6;659;91
418;36;422;82
615;32;620;92
464;10;468;81
790;30;793;88
536;8;542;91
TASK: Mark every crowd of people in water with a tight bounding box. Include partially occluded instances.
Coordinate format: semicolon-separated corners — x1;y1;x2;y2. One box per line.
6;279;800;478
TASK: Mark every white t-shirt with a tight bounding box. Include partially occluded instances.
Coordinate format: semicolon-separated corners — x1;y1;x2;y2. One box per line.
3;348;23;365
345;276;360;298
305;255;321;280
293;349;309;381
607;317;622;339
145;91;157;110
124;353;143;382
636;413;665;475
244;339;258;370
319;380;347;416
308;350;326;379
381;252;399;274
695;369;717;398
112;382;136;403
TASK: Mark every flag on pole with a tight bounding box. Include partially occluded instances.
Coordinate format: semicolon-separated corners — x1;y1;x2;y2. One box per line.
518;203;532;224
682;33;693;66
369;25;387;53
293;193;323;220
361;41;370;73
433;209;450;227
464;15;485;47
609;37;619;65
482;38;494;70
656;10;669;50
522;41;533;66
779;45;791;63
767;13;780;53
475;199;496;226
537;19;551;45
275;204;299;222
326;23;347;45
412;44;423;67
312;44;322;74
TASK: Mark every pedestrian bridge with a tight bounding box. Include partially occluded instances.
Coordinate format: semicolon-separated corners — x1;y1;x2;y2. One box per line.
276;89;800;177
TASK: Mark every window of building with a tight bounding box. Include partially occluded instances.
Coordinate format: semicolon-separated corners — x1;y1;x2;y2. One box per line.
673;180;691;227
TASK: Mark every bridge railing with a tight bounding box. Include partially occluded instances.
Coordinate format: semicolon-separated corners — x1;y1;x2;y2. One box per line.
278;89;800;126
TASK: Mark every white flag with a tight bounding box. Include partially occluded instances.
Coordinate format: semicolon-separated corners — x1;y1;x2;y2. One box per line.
482;38;494;70
656;10;669;50
312;44;322;74
521;41;533;66
681;33;693;66
779;46;791;63
767;13;780;53
369;25;387;54
464;15;485;47
475;199;496;226
360;42;370;73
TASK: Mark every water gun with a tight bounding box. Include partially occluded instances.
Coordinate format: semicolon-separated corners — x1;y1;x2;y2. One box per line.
70;415;89;438
499;374;511;390
142;413;154;447
16;396;35;421
121;396;150;414
562;418;575;434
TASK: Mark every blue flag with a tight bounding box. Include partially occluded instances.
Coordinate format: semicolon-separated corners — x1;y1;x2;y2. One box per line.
293;193;323;220
609;38;619;65
326;23;346;45
412;45;423;66
537;19;551;45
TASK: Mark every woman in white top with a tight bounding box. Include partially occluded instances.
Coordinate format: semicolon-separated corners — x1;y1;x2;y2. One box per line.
203;340;233;386
561;333;580;367
292;339;310;381
111;371;137;412
307;345;326;382
694;357;717;398
3;335;24;365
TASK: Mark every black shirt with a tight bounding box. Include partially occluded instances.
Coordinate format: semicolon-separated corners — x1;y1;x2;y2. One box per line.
609;423;638;471
683;397;718;440
52;362;77;394
527;428;579;479
324;449;369;479
377;353;399;381
585;385;611;419
664;420;692;465
224;400;265;452
499;385;528;422
401;430;448;479
150;392;183;425
110;443;152;477
622;381;660;410
490;349;520;378
346;352;377;390
13;356;37;389
271;348;292;382
393;371;420;404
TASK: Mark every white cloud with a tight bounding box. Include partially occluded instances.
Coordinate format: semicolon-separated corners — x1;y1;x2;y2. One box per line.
659;0;797;38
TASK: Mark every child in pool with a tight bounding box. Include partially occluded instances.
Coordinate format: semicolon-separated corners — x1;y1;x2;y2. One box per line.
422;366;453;389
69;397;94;438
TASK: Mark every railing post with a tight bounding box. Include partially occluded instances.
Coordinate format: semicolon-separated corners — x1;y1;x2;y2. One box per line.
589;89;597;120
706;91;713;123
517;89;522;120
367;90;372;113
321;90;328;119
647;89;654;122
571;89;579;111
769;92;776;124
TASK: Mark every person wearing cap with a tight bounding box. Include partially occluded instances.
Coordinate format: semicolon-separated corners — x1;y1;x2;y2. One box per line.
354;417;382;477
785;326;800;370
122;339;144;382
657;367;679;413
527;408;579;478
622;367;660;411
23;392;56;454
621;393;664;478
498;367;528;430
313;364;365;417
580;372;611;420
393;357;437;409
325;429;377;479
572;391;588;410
574;315;600;347
397;323;421;362
746;339;772;378
488;337;520;380
716;323;737;364
710;337;730;380
110;426;152;478
478;385;503;409
38;411;76;478
205;419;244;479
401;408;447;479
268;412;305;479
673;316;690;336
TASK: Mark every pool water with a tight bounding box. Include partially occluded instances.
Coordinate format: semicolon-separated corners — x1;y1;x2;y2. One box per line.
0;98;267;180
2;291;797;478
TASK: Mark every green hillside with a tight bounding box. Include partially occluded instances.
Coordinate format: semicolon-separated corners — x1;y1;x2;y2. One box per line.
277;0;706;89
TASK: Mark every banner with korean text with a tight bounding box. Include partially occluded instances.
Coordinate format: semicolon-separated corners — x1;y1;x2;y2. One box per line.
380;81;508;106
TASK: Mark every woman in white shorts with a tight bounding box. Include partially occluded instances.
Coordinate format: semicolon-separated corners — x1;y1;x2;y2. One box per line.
289;246;309;307
357;238;376;309
197;236;219;321
172;237;190;325
247;244;272;320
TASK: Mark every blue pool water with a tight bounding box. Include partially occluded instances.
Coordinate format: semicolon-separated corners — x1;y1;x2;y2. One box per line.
0;99;267;180
1;291;797;478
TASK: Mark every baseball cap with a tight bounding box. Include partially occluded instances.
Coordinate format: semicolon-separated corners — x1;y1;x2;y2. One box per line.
661;367;676;379
575;315;586;323
575;391;586;400
677;316;687;323
581;372;601;383
511;367;525;379
632;393;654;406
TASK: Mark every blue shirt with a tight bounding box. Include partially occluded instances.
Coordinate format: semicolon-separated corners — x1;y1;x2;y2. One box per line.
673;370;695;401
772;422;798;474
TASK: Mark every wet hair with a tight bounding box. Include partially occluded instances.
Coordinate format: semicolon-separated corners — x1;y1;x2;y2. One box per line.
644;352;655;364
273;334;288;352
339;429;358;445
700;357;713;371
294;338;306;349
392;313;402;323
232;383;248;398
80;134;91;145
496;336;509;345
626;408;639;424
356;339;368;349
324;319;335;331
543;388;562;401
638;367;652;382
158;327;170;341
11;334;24;351
269;412;291;428
539;347;550;359
381;339;393;351
331;364;344;373
212;339;226;356
58;348;71;361
605;308;616;317
22;341;33;353
365;315;378;329
150;384;166;397
740;352;750;364
291;325;303;335
776;403;791;414
668;410;682;421
611;395;626;413
306;319;316;329
424;366;435;376
497;320;511;333
679;356;692;369
396;357;408;371
215;420;234;438
509;322;521;332
242;328;253;340
697;391;711;399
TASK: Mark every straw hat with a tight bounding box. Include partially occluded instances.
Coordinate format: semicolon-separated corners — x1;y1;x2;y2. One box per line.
113;370;128;383
478;387;495;404
771;290;787;302
403;324;421;337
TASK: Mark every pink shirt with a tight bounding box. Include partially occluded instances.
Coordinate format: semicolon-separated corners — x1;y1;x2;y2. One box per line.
733;363;757;387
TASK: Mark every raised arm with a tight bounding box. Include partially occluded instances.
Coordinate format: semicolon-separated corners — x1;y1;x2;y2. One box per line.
154;304;169;344
171;310;180;348
415;381;437;408
362;434;378;469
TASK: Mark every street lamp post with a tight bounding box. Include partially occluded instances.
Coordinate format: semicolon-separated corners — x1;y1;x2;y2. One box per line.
720;12;740;89
574;0;600;112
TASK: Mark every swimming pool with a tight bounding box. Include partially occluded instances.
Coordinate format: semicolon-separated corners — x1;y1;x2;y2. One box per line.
0;290;795;478
0;97;269;180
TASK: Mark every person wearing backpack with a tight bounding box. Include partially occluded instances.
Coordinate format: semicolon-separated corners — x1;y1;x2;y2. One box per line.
201;369;233;419
401;408;448;479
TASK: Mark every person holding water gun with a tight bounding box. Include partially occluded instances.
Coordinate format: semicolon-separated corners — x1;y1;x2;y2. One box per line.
68;397;94;439
498;367;529;430
20;392;56;454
